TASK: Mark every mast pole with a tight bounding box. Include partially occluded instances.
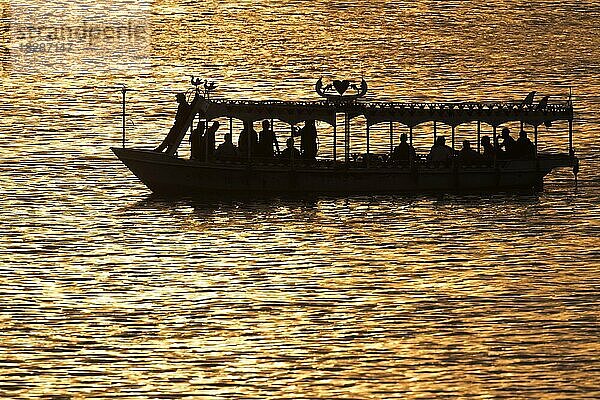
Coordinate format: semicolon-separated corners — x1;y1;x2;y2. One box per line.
569;87;574;156
121;86;127;148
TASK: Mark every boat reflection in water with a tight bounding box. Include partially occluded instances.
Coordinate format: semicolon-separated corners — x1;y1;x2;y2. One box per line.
112;78;578;195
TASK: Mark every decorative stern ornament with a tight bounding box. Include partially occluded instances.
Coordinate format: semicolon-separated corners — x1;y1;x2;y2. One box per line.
190;75;217;100
315;77;368;102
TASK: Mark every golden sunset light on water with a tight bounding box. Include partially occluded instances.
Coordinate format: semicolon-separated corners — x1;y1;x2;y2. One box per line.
1;0;599;399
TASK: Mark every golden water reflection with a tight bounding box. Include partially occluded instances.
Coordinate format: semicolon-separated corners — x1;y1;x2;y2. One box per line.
1;0;600;398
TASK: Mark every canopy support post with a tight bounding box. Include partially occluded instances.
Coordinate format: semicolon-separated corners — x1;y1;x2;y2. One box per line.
433;121;437;144
451;125;455;151
389;121;394;152
569;118;574;156
534;125;538;156
247;121;251;163
477;121;481;153
409;126;413;146
366;123;370;157
290;124;295;167
333;114;337;162
345;113;350;165
493;125;498;168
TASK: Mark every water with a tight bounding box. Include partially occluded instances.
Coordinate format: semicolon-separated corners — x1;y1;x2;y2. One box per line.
1;1;600;398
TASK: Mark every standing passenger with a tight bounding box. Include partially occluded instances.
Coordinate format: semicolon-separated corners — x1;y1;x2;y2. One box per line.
480;135;496;162
258;120;279;157
204;121;220;160
294;120;318;160
238;121;258;158
155;93;191;153
189;120;205;160
499;127;517;158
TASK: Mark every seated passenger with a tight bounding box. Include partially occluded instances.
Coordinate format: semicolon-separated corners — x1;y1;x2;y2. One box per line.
514;130;536;159
389;133;417;163
215;132;240;160
458;140;483;165
427;136;454;164
280;137;301;161
480;135;496;162
499;127;517;158
258;120;279;158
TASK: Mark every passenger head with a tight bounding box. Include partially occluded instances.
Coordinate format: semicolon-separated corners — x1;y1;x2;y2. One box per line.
224;132;232;143
436;136;446;146
519;130;527;139
306;120;315;127
286;137;294;148
211;121;220;130
400;133;408;143
481;135;491;146
501;127;510;137
462;140;471;150
176;92;186;102
262;120;270;130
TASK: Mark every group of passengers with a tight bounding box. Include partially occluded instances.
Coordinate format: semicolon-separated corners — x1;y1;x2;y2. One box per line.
157;93;536;165
189;119;318;162
391;127;536;166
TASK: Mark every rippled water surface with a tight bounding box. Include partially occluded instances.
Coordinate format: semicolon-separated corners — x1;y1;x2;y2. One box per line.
1;1;600;398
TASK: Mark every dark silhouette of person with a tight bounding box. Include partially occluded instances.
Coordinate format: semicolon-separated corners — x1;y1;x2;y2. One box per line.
480;135;496;162
280;137;301;161
215;132;240;160
190;120;206;160
499;127;517;158
458;140;483;165
427;136;454;164
238;121;258;158
514;130;536;159
389;133;417;163
294;120;318;160
155;93;191;153
203;121;220;160
258;120;279;157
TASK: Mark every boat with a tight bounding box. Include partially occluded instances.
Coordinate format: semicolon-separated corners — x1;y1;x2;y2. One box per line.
112;78;579;195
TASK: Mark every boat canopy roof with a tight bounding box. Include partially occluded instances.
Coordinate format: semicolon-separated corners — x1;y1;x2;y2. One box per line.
194;97;573;128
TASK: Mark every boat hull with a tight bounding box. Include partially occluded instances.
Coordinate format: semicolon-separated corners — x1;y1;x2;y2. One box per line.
112;148;576;195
